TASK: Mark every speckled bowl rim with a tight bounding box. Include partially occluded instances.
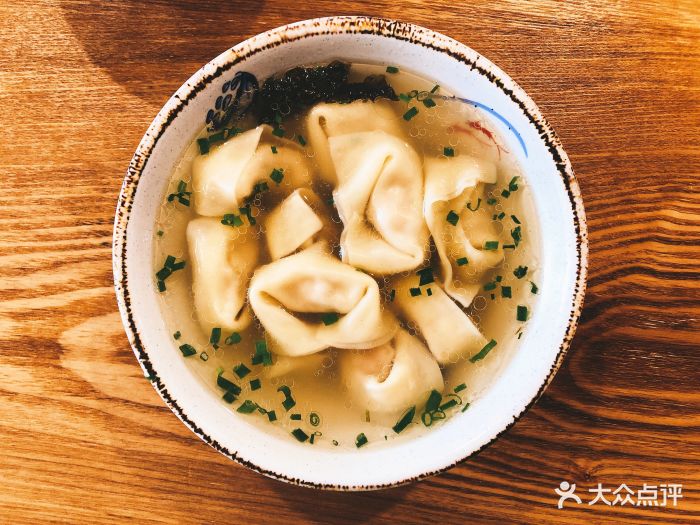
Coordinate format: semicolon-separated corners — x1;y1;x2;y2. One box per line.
113;16;588;490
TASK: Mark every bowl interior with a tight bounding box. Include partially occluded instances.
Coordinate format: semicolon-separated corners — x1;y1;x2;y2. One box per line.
114;17;586;489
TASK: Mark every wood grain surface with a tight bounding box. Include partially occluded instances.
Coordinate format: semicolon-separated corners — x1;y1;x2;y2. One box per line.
1;1;699;523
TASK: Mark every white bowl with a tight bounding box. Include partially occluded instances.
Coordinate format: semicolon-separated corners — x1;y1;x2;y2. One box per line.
113;16;587;490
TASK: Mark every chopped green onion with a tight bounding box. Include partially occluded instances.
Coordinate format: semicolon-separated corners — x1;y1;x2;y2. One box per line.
252;340;273;366
217;373;242;395
199;351;209;362
197;138;210;154
290;413;302;421
355;433;368;448
332;440;339;446
513;265;528;279
454;383;467;393
386;66;399;74
309;412;321;427
530;281;539;294
398;93;411;103
456;257;468;266
270;168;284;185
291;428;309;442
392;406;416;434
155;267;171;281
250;378;261;391
501;286;512;298
237;400;258;414
467;198;482;211
490;293;495;300
517;305;529;322
421;411;433;426
277;385;296;411
443;146;455;157
156;230;164;237
461;402;471;413
209;327;221;346
416;267;434;286
239;205;256;225
173;331;181;340
389;289;396;302
501;189;510;198
221;213;243;227
439;398;459;411
484;282;497;291
430;84;440;94
486;197;497;205
297;134;307;146
222;391;236;404
267;410;277;422
495;275;503;282
403;107;419;121
503;244;516;250
409;287;422;297
470;339;497;363
321;312;340;326
484;241;499;250
511;226;522;246
426;288;433;296
498;212;506;220
425;389;442;413
209;131;225;143
233;363;250;379
225;332;241;345
309;431;321;444
508;176;520;192
272;127;284;137
422;97;436;108
179;344;196;357
446;210;460;225
271;145;278;154
511;214;521;224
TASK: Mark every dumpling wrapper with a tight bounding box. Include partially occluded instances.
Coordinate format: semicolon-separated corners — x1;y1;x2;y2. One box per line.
330;130;428;274
424;156;503;307
263;350;329;379
306;100;406;184
264;188;336;260
340;329;443;416
187;217;259;333
249;245;398;356
192;125;312;216
390;275;487;365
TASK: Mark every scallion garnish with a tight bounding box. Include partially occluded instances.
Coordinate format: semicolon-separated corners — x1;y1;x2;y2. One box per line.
233;363;250;379
508;176;520;192
221;213;243;227
252;340;273;366
290;413;302;421
513;265;528;279
309;431;321;444
422;97;436;108
292;428;309;442
501;189;510;198
267;410;277;422
270;168;284;185
386;66;399;74
222;391;236;404
530;281;539;294
456;257;468;266
501;286;512;298
495;275;503;282
237;400;258;414
355;433;368;448
467;198;482;211
158;278;166;291
217;372;242;396
250;378;261;391
392;406;416;434
444;146;455;157
498;212;506;220
425;389;442;413
439;398;459;411
511;214;521;224
155;255;186;291
271;145;278;154
503;244;516;250
272;126;284;137
321;312;340;326
225;332;241;345
430;84;440;93
297;134;307;146
484;241;499;250
332;440;339;446
309;412;321;427
199;351;209;362
461;402;471;413
403;107;419;121
277;385;296;411
484;281;497;292
446;210;460;225
239;205;256;225
173;331;181;340
389;289;396;302
486;197;497;205
409;287;422;297
454;383;467;393
179;344;196;357
470;339;497;362
166;180;191;207
209;327;221;347
511;226;522;247
157;230;164;237
517;305;529;322
197;138;210;154
398;93;411;103
427;288;433;296
416;267;434;286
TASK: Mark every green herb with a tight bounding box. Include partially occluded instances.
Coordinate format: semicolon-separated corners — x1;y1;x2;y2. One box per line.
166;180;191;207
156;230;164;237
239;205;256;225
484;281;497;292
530;281;539;294
156;255;186;291
446;210;460;226
467;198;482;212
277;385;296;411
508;176;520;192
271;145;278;154
430;84;440;94
511;214;521;224
309;431;321;444
291;428;309;442
490;293;496;300
355;433;368;448
250;378;261;391
290;413;302;421
272;126;284;137
503;244;516;250
233;363;251;379
398;93;411;103
511;226;522;247
416;267;434;286
501;189;511;199
495;275;503;282
392;406;416;434
517;305;529;322
425;389;442;413
389;289;396;302
222;391;236;404
501;286;512;298
403;107;419;121
217;373;242;396
178;344;196;357
321;312;340;326
332;440;339;446
422;97;436;108
461;402;471;413
270;168;284;185
513;265;528;279
486;197;497;205
454;383;467;393
227;127;242;138
252;340;273;366
439;398;459;411
386;66;399;74
221;213;243;227
225;332;241;345
208;131;225;144
498;212;506;220
309;412;321;427
426;288;433;296
197;138;210;154
199;351;209;362
443;146;455;157
173;331;181;340
237;400;258;414
409;287;422;297
297;134;307;146
267;410;277;422
456;257;468;267
209;327;221;347
470;339;497;363
484;241;499;251
273;112;282;125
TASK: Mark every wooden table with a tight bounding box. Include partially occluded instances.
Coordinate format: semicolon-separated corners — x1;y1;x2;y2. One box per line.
1;1;698;523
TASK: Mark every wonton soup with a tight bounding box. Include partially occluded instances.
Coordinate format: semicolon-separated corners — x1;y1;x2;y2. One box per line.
153;62;540;449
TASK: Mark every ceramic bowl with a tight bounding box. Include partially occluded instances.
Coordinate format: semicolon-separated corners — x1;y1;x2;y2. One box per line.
113;16;587;490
